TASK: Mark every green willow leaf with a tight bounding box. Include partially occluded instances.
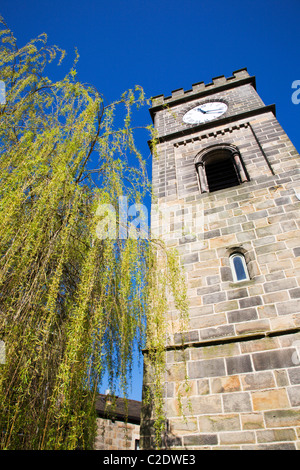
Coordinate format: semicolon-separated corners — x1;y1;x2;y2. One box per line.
0;18;188;450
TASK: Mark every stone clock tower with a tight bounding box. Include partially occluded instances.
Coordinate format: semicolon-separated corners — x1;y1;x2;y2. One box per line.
141;68;300;450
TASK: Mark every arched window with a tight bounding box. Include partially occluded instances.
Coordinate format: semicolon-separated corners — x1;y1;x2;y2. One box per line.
195;144;248;193
230;253;249;283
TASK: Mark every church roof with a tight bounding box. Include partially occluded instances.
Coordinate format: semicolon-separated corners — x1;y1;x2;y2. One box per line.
95;394;141;425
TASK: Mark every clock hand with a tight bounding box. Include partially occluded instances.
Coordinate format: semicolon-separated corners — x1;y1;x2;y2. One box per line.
204;108;225;113
197;108;224;114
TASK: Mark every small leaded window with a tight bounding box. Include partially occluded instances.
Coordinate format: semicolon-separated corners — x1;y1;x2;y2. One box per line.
230;253;249;282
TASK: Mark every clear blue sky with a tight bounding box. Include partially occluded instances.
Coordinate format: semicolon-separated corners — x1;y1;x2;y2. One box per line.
1;0;300;400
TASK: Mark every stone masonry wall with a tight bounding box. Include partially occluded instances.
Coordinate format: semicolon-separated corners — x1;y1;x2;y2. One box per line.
94;418;140;450
141;70;300;450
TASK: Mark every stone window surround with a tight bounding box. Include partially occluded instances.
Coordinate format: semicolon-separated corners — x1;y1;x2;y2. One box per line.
194;143;249;193
226;244;258;283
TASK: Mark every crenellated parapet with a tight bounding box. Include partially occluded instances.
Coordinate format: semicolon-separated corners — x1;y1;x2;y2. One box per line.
150;68;254;113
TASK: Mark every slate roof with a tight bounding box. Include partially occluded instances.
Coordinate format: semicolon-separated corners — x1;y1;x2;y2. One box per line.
95;394;141;425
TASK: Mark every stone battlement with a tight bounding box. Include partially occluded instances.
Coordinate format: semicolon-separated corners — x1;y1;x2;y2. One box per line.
151;68;252;109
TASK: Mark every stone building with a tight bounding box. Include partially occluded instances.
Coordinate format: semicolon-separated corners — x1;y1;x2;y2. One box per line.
140;68;300;450
94;394;141;450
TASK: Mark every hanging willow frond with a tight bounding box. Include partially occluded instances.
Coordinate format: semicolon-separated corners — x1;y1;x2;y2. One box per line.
0;18;188;450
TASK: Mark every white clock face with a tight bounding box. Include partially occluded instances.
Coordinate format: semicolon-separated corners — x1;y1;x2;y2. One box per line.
183;101;227;124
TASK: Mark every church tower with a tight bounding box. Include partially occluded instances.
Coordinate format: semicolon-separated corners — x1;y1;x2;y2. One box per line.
141;68;300;450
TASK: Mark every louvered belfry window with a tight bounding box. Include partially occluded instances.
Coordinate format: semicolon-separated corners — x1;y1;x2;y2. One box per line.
195;145;248;194
205;156;240;192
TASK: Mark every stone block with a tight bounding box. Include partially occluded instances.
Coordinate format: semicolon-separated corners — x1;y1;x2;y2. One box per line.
226;355;253;375
276;300;300;315
214;300;239;313
166;363;187;382
256;241;286;255
197;379;210;395
191;342;239;360
203;291;226;305
198;414;240;433
227;288;248;300
274;369;289;387
236;230;256;243
287;386;300;406
188;358;226;379
188;395;223;415
247;210;268;221
256;224;281;238
166;349;189;364
174;330;199;345
169;417;198;434
210;233;237;248
269;316;295;331
241;413;265;430
264;278;297;293
264;409;300;427
166;382;174;398
263;291;289;304
189;304;214;317
221;267;233;282
289;288;300;298
242;443;296;450
252;348;297;371
188;296;203;307
181;252;199;265
288;367;300;385
241;371;275;391
256;428;296;443
183;434;218;446
204;229;221;239
227;308;257;323
239;296;262;308
211;376;241;394
189;313;226;330
235;319;270;335
293;247;300;257
196;284;221;298
242;221;255;231
257;304;277;318
219;431;255;445
221;224;242;235
254;235;277;248
257;252;277;264
275;196;291;206
240;330;275;355
206;275;220;285
223;392;252;412
188;278;204;289
200;325;235;341
252;388;290;411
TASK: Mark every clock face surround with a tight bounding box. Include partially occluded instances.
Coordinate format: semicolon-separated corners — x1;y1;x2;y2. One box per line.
183;101;228;124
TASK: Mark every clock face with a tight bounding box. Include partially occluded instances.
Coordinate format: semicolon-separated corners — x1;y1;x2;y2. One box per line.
183;101;228;124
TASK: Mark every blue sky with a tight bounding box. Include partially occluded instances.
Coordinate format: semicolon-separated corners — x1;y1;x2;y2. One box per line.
1;0;300;400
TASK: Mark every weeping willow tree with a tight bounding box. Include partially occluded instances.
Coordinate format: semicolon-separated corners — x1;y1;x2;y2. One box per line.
0;19;188;449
